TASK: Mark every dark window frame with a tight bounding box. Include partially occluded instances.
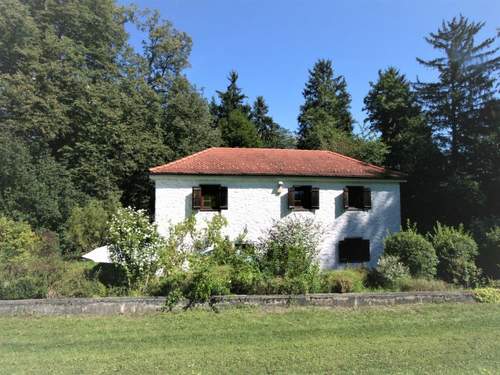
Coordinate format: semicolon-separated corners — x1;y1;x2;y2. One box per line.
288;186;320;210
343;186;372;211
192;185;228;211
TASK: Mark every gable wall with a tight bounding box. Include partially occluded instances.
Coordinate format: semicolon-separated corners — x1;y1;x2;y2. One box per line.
152;175;401;269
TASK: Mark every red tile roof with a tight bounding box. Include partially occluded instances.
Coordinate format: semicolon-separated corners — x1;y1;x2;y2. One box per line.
149;147;405;179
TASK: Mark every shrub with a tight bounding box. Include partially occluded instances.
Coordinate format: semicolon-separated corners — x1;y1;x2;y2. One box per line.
384;223;437;278
397;278;452;292
182;257;231;309
0;216;40;270
259;217;322;278
473;288;500;303
321;269;366;293
62;196;120;258
368;255;410;289
470;216;500;279
50;262;106;298
430;223;480;288
108;207;163;292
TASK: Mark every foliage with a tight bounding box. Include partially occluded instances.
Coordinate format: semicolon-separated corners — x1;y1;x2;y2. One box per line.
220;109;261;148
370;255;411;289
473;288;500;303
430;223;480;288
259;217;322;278
397;278;453;292
384;223;438;278
415;16;500;227
62;196;121;258
297;59;353;149
50;262;107;298
251;96;296;148
470;216;500;279
182;258;231;309
163;76;221;159
320;269;366;293
108;207;164;292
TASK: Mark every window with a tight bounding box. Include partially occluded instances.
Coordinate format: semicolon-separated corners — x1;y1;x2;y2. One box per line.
343;186;372;210
288;186;319;210
339;238;370;263
192;185;228;211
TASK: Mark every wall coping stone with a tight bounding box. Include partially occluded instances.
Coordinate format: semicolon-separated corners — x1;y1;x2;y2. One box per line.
0;291;474;316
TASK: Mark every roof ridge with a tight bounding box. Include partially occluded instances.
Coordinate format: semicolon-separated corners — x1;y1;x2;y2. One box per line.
149;147;215;172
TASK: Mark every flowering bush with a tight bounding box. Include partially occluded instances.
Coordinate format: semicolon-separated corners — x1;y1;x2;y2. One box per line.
108;207;163;292
374;255;410;288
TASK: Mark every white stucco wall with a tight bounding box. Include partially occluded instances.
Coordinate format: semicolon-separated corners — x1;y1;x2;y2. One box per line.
152;175;402;269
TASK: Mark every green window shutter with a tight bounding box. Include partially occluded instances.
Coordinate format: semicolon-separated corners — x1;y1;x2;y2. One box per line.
363;187;372;210
192;187;201;209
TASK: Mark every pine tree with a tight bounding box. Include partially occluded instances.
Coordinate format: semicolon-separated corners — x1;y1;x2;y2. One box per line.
415;16;499;174
364;67;445;229
214;71;250;120
415;16;500;225
297;59;353;149
220;110;261;148
251;96;297;149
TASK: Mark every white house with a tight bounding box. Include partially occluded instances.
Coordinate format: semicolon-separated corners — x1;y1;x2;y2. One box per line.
150;147;405;269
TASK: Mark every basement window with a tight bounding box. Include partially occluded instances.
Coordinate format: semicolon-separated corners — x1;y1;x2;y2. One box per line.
343;186;372;210
192;185;228;211
339;238;370;263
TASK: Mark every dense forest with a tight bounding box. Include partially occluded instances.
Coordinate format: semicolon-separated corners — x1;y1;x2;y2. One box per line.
0;1;498;275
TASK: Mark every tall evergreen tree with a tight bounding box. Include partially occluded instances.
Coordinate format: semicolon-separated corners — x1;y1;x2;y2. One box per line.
364;67;444;228
250;96;296;148
415;16;499;225
213;70;250;120
415;16;499;174
220;110;261;148
297;59;353;149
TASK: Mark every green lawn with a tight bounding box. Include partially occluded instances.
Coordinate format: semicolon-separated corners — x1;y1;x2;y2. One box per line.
0;303;499;374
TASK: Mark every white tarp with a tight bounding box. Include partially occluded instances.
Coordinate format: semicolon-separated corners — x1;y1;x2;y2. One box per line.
82;245;112;263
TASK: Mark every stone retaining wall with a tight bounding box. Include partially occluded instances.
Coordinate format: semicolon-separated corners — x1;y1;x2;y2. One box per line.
0;291;474;316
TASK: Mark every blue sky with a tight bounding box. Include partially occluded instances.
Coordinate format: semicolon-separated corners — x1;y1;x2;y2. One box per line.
120;0;499;133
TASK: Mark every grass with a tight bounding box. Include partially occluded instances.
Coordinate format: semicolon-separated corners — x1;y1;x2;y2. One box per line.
0;303;499;374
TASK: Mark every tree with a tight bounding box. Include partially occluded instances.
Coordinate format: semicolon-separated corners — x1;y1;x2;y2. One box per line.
364;68;444;228
415;16;499;226
139;10;192;93
220;110;261;148
251;96;296;148
415;16;499;175
297;59;354;149
213;71;250;120
164;77;221;158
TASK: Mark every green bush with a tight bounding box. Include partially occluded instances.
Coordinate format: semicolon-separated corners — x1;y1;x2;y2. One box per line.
182;257;231;308
369;255;410;289
397;278;452;292
258;217;322;294
384;223;437;278
50;262;106;298
62;196;120;258
0;275;48;300
470;216;500;279
430;223;480;288
473;288;500;303
321;269;366;293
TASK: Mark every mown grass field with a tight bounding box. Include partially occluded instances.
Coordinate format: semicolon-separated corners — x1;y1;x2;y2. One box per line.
0;303;499;374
